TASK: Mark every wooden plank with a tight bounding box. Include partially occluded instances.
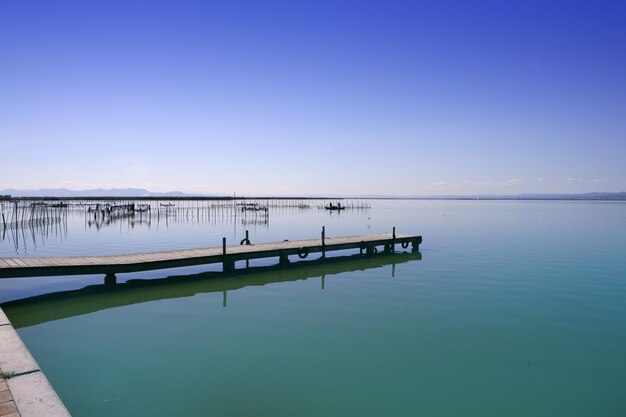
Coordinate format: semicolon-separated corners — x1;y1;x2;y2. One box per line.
40;257;64;267
0;259;14;268
3;259;22;267
10;258;30;267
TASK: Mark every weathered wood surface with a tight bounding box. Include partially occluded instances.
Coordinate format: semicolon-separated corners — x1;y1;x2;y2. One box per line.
0;233;421;278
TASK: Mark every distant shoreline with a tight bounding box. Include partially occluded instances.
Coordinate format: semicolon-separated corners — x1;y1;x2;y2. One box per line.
1;195;625;202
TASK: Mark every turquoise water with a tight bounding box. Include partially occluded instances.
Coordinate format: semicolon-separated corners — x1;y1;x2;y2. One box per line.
2;200;626;416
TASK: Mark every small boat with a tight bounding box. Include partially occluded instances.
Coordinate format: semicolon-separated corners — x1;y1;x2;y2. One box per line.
325;203;345;211
241;206;268;212
135;204;151;213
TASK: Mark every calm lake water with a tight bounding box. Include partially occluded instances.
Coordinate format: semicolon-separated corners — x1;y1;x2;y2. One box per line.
2;199;626;416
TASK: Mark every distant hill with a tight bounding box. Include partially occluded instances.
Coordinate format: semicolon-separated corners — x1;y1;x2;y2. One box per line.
1;189;625;200
515;192;626;200
0;188;196;198
354;192;626;200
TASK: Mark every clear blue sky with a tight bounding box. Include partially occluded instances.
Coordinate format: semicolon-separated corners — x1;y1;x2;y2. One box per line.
1;0;625;196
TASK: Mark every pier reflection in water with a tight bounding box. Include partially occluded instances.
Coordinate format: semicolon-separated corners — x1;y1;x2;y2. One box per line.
4;250;422;329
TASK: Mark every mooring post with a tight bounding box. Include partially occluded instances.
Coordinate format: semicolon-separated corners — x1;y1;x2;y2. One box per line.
104;272;117;286
279;251;290;265
392;227;396;253
412;236;422;252
240;230;251;245
321;226;326;257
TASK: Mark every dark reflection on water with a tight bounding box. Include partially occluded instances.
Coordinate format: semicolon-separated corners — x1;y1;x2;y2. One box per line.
3;250;421;328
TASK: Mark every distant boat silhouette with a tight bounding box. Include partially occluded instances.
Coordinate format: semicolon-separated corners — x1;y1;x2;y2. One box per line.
325;203;345;211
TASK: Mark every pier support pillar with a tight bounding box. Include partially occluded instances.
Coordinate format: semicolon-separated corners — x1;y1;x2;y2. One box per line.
104;273;117;286
366;245;377;255
412;236;422;252
222;236;235;271
223;259;235;272
279;252;290;265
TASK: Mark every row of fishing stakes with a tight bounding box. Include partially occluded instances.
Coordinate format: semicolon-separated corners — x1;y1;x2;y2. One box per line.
220;226;403;272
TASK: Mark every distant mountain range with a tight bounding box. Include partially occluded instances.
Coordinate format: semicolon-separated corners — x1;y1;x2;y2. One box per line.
516;192;626;200
0;188;625;200
0;188;195;198
355;192;626;200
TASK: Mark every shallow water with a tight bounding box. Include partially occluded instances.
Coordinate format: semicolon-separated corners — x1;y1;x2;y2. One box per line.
2;200;626;416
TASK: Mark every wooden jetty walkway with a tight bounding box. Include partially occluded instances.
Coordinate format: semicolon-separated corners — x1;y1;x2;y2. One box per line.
5;251;423;328
0;229;422;281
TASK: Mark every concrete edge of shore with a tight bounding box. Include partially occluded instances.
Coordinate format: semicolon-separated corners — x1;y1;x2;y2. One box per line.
0;306;70;417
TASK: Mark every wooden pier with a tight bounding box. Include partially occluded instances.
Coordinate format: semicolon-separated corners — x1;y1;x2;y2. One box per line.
0;229;422;281
4;250;423;328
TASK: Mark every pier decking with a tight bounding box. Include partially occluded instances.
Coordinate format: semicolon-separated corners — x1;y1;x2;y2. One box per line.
0;232;422;280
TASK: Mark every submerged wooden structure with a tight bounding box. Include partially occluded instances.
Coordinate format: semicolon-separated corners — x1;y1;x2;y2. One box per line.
0;228;421;283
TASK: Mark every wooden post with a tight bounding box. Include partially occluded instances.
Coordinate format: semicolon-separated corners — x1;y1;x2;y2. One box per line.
223;237;234;271
412;236;422;251
392;226;396;253
321;226;326;257
279;252;290;265
104;272;117;285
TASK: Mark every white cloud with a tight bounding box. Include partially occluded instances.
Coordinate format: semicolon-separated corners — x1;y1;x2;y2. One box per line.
429;178;524;190
500;178;523;186
564;177;607;184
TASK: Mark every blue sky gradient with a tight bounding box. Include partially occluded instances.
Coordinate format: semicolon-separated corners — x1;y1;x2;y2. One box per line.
1;0;625;195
